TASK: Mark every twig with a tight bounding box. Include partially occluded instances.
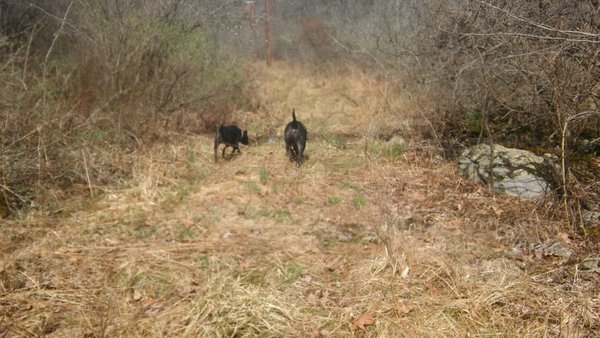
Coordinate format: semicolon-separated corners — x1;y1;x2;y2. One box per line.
25;1;78;30
22;24;39;90
0;182;28;204
43;0;75;66
459;31;600;44
82;150;94;198
419;111;443;153
42;0;75;105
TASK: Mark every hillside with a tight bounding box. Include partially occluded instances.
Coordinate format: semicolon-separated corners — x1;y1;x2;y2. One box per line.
1;62;598;337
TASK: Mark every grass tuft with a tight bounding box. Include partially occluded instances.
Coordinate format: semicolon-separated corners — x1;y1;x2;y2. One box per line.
352;195;368;208
259;166;269;184
327;196;342;205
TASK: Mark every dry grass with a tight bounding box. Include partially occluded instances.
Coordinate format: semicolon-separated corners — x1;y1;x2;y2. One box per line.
1;62;598;337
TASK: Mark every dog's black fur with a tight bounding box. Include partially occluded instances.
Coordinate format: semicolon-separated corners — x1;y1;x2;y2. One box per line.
284;109;307;166
214;124;249;162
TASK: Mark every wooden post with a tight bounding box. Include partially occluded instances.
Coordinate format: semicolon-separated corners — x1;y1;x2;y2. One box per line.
263;0;272;67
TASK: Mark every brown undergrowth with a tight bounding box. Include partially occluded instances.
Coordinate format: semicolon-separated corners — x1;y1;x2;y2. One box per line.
1;62;598;337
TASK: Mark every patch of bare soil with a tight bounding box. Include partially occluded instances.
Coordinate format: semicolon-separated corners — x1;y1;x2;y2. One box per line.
1;62;598;337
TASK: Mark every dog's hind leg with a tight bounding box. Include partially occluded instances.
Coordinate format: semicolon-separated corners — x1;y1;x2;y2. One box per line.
222;145;230;159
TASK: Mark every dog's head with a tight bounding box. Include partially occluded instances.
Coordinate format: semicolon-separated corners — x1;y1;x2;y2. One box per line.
241;130;249;145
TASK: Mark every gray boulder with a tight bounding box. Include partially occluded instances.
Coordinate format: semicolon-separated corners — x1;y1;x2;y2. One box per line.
459;144;558;199
582;210;600;226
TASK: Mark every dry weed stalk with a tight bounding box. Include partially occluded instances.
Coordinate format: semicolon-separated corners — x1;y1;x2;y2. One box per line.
373;204;408;277
560;110;600;229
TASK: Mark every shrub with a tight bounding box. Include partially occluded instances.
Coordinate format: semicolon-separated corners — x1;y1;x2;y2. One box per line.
0;1;253;214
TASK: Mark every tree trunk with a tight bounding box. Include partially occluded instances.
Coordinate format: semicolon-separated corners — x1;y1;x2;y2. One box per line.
263;0;272;67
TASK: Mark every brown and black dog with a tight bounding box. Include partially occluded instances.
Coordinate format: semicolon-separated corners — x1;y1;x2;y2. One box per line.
214;124;249;162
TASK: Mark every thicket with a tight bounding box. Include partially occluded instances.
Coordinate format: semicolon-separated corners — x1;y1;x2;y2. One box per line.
386;0;600;212
0;0;251;215
269;0;600;214
277;0;599;151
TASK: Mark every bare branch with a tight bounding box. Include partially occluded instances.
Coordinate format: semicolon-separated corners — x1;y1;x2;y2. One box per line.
477;1;600;40
459;31;600;44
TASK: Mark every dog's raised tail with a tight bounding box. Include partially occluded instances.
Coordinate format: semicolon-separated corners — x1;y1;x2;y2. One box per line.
291;109;298;128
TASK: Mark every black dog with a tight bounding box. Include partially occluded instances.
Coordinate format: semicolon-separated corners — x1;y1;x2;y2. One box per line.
214;124;249;162
284;109;307;166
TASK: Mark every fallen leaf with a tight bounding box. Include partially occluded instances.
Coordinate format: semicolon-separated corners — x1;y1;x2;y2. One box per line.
180;218;195;227
396;304;414;316
300;274;312;283
144;301;165;316
132;289;143;301
238;259;252;270
423;235;435;244
521;254;534;262
178;285;195;298
557;232;572;245
410;191;427;202
443;219;462;230
326;256;344;272
493;246;505;253
352;313;374;330
534;249;544;259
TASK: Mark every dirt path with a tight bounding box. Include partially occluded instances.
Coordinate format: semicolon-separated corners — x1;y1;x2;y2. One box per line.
1;62;598;337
